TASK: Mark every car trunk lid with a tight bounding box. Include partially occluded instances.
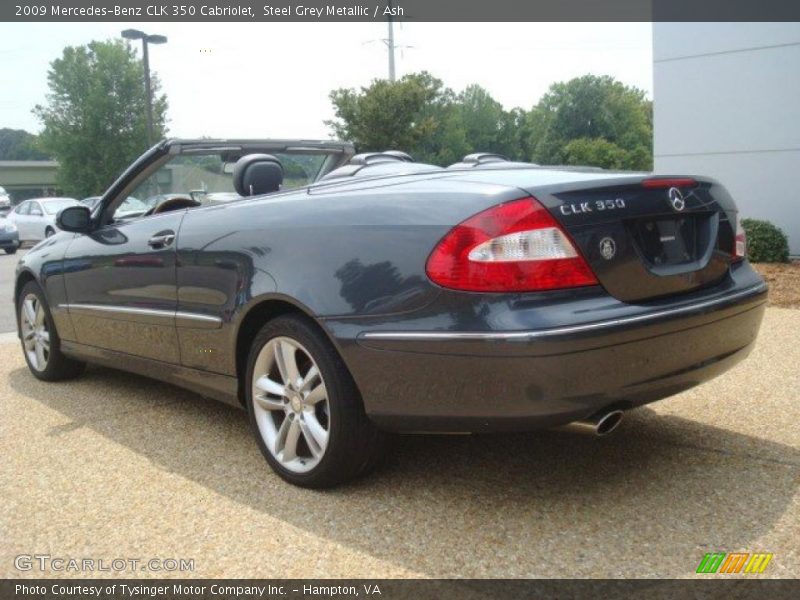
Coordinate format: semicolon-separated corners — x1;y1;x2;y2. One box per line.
530;177;738;302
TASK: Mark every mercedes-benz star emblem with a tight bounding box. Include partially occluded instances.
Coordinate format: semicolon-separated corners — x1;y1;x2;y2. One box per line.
668;187;686;212
599;237;616;260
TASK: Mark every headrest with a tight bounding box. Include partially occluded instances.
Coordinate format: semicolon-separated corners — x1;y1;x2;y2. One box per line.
233;154;284;196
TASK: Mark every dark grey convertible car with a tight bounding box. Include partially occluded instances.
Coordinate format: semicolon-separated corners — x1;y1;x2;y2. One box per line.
15;139;767;487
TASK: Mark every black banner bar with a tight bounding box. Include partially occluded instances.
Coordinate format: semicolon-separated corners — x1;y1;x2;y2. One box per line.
2;579;800;600
3;0;800;23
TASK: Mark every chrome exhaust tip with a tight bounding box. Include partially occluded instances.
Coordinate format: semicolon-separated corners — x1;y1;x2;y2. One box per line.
557;409;624;437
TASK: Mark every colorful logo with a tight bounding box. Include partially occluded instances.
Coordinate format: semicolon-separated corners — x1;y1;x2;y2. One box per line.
696;552;773;574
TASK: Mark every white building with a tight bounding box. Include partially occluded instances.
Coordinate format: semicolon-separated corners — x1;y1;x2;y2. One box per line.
653;23;800;255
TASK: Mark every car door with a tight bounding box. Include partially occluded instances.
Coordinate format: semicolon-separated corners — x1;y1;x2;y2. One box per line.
60;144;249;364
11;201;31;239
62;210;186;363
27;201;45;240
60;150;194;364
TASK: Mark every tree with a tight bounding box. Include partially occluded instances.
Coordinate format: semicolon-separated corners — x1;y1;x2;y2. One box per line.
327;72;465;165
525;75;652;170
0;128;50;160
327;72;653;170
562;138;627;170
454;85;523;160
507;107;535;162
326;75;536;166
34;39;168;197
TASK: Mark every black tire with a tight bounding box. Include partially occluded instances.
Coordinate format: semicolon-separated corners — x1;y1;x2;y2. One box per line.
17;280;85;381
245;314;386;488
45;228;55;238
4;246;16;255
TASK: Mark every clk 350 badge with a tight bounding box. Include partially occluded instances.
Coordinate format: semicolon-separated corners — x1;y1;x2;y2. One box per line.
560;198;626;216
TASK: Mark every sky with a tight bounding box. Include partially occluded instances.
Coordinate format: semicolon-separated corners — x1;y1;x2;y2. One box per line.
0;22;652;139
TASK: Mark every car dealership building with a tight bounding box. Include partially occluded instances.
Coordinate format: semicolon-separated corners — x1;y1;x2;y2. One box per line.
653;22;800;255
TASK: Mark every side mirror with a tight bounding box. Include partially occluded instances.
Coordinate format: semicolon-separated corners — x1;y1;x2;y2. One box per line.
56;205;92;233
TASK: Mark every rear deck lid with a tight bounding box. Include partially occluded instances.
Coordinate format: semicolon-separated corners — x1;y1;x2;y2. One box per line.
530;176;738;302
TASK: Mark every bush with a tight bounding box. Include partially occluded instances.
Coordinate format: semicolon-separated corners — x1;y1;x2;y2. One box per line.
741;218;789;263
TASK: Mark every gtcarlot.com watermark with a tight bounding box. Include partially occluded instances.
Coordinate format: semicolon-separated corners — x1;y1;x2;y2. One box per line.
14;554;195;573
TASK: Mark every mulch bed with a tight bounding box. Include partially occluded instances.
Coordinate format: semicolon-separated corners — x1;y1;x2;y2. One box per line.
752;261;800;309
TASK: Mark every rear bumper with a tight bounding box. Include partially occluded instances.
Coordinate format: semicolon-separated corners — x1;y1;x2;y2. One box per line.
327;266;767;432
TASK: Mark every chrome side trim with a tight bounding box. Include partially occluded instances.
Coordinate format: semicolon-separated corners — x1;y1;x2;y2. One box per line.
360;282;767;342
60;303;222;329
62;304;173;319
175;311;224;326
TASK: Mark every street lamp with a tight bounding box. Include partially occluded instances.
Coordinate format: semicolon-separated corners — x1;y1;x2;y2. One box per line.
121;29;167;146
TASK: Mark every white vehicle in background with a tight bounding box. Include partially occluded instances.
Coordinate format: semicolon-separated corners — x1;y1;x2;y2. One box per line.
0;186;10;209
6;197;81;242
0;214;20;254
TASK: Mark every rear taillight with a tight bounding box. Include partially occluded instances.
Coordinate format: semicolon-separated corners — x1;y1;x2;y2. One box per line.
425;197;598;292
733;213;746;261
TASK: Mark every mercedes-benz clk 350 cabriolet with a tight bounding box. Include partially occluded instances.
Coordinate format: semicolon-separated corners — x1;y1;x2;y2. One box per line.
15;139;767;487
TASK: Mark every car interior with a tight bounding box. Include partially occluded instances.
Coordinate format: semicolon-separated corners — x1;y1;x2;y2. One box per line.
104;148;551;224
105;149;438;224
139;154;286;218
232;154;284;197
102;151;296;224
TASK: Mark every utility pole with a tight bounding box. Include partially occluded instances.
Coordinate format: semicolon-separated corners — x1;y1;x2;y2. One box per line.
142;40;153;144
387;2;396;82
121;29;168;146
368;2;410;81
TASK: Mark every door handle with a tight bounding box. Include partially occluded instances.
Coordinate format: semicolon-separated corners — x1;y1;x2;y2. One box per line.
148;231;175;248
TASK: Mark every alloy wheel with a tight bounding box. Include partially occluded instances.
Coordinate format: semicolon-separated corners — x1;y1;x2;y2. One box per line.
20;293;50;371
251;336;330;473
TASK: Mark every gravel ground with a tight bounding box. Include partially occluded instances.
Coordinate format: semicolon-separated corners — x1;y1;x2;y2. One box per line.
0;308;797;579
754;261;800;309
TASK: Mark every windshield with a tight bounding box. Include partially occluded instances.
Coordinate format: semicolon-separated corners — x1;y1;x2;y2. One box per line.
43;199;77;214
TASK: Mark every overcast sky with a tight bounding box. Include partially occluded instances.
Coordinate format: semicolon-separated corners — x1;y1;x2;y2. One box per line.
0;22;652;139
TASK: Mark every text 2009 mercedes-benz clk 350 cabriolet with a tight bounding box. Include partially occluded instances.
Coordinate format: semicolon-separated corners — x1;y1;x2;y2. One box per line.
15;139;766;487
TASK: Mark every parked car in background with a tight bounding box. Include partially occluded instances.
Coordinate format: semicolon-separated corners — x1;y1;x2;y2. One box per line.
0;186;11;209
6;197;81;242
0;214;19;254
14;139;767;488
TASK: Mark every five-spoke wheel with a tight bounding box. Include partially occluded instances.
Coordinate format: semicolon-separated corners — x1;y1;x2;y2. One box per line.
246;314;386;488
17;281;85;381
20;292;50;371
252;336;331;473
